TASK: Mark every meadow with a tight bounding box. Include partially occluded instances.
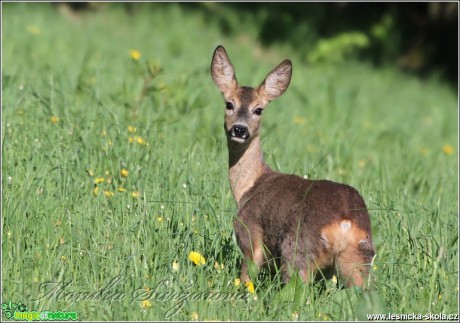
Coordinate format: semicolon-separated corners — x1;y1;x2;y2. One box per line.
2;3;458;321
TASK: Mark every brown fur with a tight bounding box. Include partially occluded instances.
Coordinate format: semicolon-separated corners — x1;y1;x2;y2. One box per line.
211;45;375;287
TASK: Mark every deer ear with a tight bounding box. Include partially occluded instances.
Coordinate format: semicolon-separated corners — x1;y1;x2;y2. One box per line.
258;60;292;101
211;46;238;95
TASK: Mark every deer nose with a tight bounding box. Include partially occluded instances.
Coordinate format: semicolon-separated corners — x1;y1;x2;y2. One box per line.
231;124;249;139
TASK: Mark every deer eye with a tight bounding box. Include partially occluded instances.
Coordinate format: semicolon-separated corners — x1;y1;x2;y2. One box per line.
254;108;263;116
225;102;234;110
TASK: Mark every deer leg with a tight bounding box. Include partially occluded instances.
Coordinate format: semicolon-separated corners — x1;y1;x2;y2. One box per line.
280;261;314;285
239;240;264;283
280;236;318;284
234;218;265;283
336;236;374;288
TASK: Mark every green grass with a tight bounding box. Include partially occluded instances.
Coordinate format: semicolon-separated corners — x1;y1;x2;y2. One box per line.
2;3;458;321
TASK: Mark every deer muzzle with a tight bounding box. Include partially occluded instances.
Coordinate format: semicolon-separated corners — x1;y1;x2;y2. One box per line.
229;124;250;142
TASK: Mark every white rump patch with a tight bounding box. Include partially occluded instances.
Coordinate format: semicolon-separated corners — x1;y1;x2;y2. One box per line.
340;220;352;233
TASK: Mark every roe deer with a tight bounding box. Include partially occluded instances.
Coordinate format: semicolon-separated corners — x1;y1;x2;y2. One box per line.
211;45;375;288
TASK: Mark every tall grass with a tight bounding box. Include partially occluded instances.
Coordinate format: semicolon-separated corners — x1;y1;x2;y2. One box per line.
2;3;458;321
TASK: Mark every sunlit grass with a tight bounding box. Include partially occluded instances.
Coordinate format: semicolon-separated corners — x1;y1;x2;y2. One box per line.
2;2;458;321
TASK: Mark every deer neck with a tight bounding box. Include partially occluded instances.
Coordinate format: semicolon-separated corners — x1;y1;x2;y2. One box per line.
228;136;269;207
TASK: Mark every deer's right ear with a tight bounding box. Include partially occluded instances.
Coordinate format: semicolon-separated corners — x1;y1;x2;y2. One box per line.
211;46;238;95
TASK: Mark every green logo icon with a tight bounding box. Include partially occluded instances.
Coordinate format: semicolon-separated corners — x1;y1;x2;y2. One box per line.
1;300;78;321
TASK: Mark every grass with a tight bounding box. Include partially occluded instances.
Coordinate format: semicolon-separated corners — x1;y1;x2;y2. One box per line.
2;2;458;321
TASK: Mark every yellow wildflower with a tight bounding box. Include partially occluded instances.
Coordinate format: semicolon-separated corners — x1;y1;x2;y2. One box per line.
103;190;115;198
93;186;99;196
234;278;241;287
128;135;146;145
94;177;104;184
188;251;206;266
27;25;41;35
140;300;152;309
373;265;378;271
50;116;59;124
214;261;224;270
172;261;180;272
128;126;137;133
120;169;129;178
190;312;199;321
157;216;164;223
132;191;141;198
332;275;338;284
293;116;306;125
442;144;454;155
117;187;126;193
130;49;141;61
245;281;255;294
137;136;145;145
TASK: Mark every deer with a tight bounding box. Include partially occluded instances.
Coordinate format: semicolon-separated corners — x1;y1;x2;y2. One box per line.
210;45;375;288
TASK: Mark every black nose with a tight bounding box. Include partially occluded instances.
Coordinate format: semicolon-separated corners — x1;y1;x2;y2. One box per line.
231;124;249;139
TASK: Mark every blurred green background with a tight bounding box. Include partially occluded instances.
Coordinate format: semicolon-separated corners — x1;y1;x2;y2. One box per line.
62;2;458;83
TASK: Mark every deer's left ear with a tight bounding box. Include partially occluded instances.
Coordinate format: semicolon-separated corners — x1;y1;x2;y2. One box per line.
258;60;292;101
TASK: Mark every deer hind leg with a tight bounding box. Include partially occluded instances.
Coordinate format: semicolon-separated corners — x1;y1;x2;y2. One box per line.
280;236;320;285
280;253;333;285
336;231;375;288
321;220;375;288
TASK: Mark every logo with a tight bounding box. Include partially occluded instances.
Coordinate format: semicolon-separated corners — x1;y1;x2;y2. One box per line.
1;300;78;321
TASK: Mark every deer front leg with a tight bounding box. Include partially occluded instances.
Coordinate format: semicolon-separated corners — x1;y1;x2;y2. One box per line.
233;217;265;283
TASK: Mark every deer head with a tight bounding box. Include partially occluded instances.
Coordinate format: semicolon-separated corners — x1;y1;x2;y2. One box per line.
211;45;292;146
